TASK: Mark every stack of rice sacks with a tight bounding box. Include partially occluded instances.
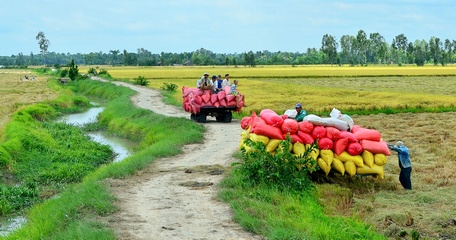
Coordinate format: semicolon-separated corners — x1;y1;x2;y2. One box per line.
239;109;391;179
182;86;244;114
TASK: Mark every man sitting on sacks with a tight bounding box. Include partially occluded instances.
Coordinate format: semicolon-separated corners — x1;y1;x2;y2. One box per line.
197;72;214;93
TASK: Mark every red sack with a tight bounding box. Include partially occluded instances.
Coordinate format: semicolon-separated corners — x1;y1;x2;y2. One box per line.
249;112;266;133
339;131;358;143
353;129;382;141
297;131;314;144
346;142;363;155
219;99;227;107
210;94;218;104
191;103;201;114
351;125;362;133
360;140;391;155
259;109;284;127
334;138;348;155
318;137;333;150
298;121;314;134
193;95;202;105
312;126;327;139
284;133;302;143
226;94;236;102
281;114;288;120
252;122;284;140
217;91;226;101
213;101;220;108
281;119;299;134
240;117;251;130
326;127;341;140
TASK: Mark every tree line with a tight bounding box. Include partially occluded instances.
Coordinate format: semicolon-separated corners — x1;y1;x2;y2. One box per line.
1;29;455;67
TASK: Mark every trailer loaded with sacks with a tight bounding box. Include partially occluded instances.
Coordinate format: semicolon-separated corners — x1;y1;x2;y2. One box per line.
182;86;245;123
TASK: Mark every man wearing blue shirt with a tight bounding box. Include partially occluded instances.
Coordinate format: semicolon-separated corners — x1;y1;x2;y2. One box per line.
388;141;412;190
294;103;307;122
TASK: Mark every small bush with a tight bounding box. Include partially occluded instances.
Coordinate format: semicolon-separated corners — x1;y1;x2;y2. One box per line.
235;138;318;192
161;82;178;91
134;76;149;86
60;69;68;78
98;68;109;75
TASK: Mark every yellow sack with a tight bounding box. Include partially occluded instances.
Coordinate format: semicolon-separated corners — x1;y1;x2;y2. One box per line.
331;158;345;175
266;139;281;153
240;129;250;140
318;158;331;175
249;133;269;146
361;150;374;168
335;151;364;167
320;149;334;166
374;153;387;166
306;144;320;160
344;161;357;176
293;142;305;156
356;164;385;179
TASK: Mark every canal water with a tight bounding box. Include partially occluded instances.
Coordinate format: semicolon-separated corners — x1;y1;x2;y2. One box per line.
0;106;135;236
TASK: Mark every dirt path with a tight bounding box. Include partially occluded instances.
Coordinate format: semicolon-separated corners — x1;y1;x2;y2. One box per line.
94;78;259;240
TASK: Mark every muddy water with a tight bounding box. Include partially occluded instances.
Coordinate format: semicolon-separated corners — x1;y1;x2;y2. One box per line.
59;106;134;162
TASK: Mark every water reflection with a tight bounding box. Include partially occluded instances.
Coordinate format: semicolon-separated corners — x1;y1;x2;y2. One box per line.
0;216;26;237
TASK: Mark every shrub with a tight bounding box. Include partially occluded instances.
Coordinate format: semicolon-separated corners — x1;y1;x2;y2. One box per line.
98;68;109;75
60;69;68;78
161;82;178;92
134;76;149;86
68;59;79;81
235;138;319;192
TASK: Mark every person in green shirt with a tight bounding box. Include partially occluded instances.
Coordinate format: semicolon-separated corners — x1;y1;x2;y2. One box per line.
295;103;307;122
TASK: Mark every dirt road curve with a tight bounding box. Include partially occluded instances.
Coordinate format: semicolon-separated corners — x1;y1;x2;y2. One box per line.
94;78;260;240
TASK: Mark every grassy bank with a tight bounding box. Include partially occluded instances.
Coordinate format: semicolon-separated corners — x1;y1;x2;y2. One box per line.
3;77;204;239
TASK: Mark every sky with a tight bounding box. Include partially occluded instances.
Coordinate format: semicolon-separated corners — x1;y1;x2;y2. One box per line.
0;0;454;56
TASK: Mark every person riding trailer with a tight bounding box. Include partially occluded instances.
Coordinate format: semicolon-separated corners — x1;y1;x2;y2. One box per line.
196;72;213;92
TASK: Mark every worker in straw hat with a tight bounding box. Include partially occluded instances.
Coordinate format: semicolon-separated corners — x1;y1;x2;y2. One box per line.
388;141;412;190
196;72;214;92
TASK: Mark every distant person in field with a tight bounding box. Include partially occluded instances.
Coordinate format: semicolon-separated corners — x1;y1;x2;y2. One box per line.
388;141;412;190
294;103;307;122
222;74;231;89
197;72;213;92
230;79;246;107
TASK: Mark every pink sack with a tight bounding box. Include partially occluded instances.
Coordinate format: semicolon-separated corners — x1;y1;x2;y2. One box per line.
210;94;218;104
192;89;204;96
339;131;358;143
226;94;236;102
217;91;226;101
227;100;237;106
326;127;341;140
249;112;266;133
259;109;284;127
281;114;288;120
224;86;231;95
219;99;227;107
182;86;192;97
213;101;220;108
360;140;391;155
318;137;333;150
281;119;299;134
312;126;327;139
193;95;202;105
334;138;348;155
346;142;363;156
298;121;314;134
202;91;211;103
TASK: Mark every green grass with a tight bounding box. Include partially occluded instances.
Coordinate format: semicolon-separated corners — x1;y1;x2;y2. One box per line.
219;169;385;240
2;77;204;239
